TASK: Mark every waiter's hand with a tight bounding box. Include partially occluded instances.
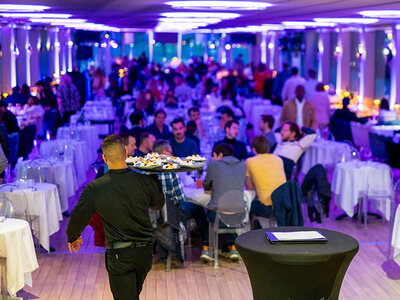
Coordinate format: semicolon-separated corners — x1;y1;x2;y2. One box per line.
68;236;83;253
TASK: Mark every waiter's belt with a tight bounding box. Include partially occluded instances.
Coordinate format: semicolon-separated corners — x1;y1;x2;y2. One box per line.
106;241;153;250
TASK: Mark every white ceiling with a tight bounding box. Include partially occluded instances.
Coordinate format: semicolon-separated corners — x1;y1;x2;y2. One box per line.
2;0;400;30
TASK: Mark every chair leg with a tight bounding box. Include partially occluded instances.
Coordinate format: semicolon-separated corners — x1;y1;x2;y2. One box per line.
214;230;219;269
166;251;172;272
363;197;368;232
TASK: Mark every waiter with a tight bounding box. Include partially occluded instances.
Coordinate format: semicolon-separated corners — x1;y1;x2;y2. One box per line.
66;134;165;300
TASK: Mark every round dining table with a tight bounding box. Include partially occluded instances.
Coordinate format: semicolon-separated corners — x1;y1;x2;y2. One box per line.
0;218;38;297
0;183;63;252
236;227;359;300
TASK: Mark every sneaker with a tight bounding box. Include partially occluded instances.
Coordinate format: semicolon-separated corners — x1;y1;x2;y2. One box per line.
200;246;212;262
229;245;240;262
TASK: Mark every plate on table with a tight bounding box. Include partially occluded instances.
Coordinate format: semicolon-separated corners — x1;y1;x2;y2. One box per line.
134;164;160;170
162;163;181;170
186;155;207;162
179;161;205;168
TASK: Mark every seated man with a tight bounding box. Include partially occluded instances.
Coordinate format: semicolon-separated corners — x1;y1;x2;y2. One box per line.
215;107;247;143
273;121;316;164
188;106;205;138
145;109;170;140
124;110;147;147
245;135;286;227
153;140;210;262
0;101;20;134
119;132;137;156
168;118;199;157
134;132;156;157
203;143;246;261
214;120;248;160
259;114;277;152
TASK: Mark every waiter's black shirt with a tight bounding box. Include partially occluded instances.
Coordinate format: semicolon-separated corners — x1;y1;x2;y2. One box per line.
66;168;164;244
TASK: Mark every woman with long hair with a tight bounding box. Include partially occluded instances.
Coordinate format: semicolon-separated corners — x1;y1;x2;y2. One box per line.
57;74;81;124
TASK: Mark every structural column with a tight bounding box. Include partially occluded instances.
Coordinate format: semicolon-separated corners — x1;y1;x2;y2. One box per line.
361;29;376;108
66;29;73;72
1;24;17;92
16;25;31;86
58;28;67;74
260;31;267;64
269;31;279;70
177;32;182;60
147;30;154;64
123;32;134;60
318;30;331;83
390;25;400;108
304;30;318;76
336;30;351;94
29;26;41;85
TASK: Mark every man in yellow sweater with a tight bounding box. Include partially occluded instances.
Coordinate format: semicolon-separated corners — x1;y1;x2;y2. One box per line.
245;135;286;227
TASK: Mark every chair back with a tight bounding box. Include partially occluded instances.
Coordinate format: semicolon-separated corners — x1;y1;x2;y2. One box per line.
369;132;389;161
386;141;400;169
40;109;57;137
8;132;19;169
279;156;295;180
366;165;393;199
17;125;37;160
27;158;55;183
0;184;29;219
217;190;247;227
0;196;15;218
350;122;370;149
64;144;75;161
329;117;352;142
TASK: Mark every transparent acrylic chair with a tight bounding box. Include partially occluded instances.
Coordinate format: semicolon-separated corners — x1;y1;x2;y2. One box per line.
27;158;55;184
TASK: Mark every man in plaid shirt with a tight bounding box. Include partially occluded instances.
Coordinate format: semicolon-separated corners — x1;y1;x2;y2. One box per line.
153;140;211;262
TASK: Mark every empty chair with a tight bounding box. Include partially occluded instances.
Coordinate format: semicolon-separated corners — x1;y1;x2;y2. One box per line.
17;125;37;160
350;122;370;149
369;132;390;162
0;197;15;218
386;141;400;169
26;158;55;183
7;132;19;170
329;117;352;142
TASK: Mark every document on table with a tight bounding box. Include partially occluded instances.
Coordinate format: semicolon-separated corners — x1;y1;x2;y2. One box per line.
266;231;327;243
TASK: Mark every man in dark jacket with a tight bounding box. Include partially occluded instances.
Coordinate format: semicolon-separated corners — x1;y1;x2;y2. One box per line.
214;120;248;160
66;134;164;300
0;101;20;134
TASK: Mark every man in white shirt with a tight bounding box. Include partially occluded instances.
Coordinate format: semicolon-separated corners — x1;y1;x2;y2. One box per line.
281;67;306;103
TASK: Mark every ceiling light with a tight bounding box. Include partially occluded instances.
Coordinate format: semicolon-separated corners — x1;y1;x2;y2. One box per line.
282;21;336;27
0;4;49;12
246;24;284;31
159;17;221;24
161;12;240;19
0;13;71;18
313;18;379;24
360;10;400;18
29;18;86;23
166;1;271;10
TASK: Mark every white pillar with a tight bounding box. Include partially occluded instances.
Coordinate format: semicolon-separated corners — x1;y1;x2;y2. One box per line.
269;31;278;70
67;29;73;72
53;28;60;82
336;30;351;94
16;25;31;86
105;37;111;77
147;30;154;63
390;25;400;109
58;29;67;74
203;33;208;62
177;32;182;60
318;30;331;83
261;31;267;64
29;27;41;85
360;29;376;108
1;24;17;92
358;28;366;109
123;32;134;60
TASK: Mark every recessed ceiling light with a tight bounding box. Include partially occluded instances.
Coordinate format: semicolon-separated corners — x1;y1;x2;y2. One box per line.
246;24;284;31
29;18;86;23
282;21;336;27
161;12;240;19
0;4;49;12
313;18;379;24
360;10;400;18
0;13;72;18
166;1;272;10
159;17;221;24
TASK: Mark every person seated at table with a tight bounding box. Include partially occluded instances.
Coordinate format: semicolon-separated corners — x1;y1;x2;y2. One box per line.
174;75;193;103
0;100;20;134
119;132;137;157
280;85;318;131
215;107;247;143
145;109;170;140
5;85;28;106
273;121;316;164
134;132;156;157
185;121;200;151
164;89;178;108
203;143;246;261
168;118;199;157
20;96;45;133
188;106;205;138
152;140;210;262
214;120;248;161
245;135;286;228
259;114;277;152
331;97;362;123
378;98;398;123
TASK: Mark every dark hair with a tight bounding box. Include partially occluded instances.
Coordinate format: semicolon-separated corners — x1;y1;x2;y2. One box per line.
140;132;153;145
252;135;269;154
224;120;238;131
283;121;301;140
186;120;197;134
261;114;275;130
342;97;350;107
188;106;200;116
316;83;325;92
153;139;171;153
380;98;389;110
221;107;234;119
0;101;7;108
212;143;234;157
102;134;125;162
12;86;20;93
308;69;317;79
170;117;185;127
129;111;144;125
291;67;299;75
119;132;135;146
154;109;166;118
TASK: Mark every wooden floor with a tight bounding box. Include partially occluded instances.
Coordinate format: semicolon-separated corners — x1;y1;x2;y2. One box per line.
17;168;400;300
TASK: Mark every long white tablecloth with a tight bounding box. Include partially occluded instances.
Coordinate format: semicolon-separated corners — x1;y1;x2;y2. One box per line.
332;161;393;220
391;204;400;266
0;183;63;251
0;218;38;297
17;159;78;212
40;139;88;186
301;140;353;174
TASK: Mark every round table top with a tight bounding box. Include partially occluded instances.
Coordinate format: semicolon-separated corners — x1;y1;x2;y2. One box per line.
236;227;359;263
0;218;29;234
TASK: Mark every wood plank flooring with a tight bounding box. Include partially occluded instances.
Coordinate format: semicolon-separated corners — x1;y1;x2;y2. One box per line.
17;168;400;300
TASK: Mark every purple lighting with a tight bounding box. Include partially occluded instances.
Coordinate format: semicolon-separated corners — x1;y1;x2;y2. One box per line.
0;4;49;12
166;1;271;10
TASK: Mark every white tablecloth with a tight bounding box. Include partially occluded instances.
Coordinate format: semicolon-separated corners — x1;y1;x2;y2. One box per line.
332;161;393;220
391;204;400;266
372;125;400;137
0;219;38;297
301;140;353;174
17;159;78;212
0;183;63;251
57;125;101;163
40;139;88;186
83;100;115;120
